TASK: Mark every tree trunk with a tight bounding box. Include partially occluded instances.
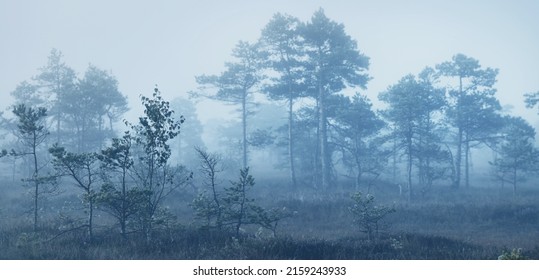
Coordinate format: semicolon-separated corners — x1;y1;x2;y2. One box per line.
313;100;320;189
318;83;330;191
88;196;93;242
120;166;127;239
355;157;362;192
32;132;39;232
288;94;297;189
56;116;61;145
454;75;465;189
512;161;517;196
455;127;462;189
392;132;398;184
465;139;470;188
407;132;413;202
242;90;248;168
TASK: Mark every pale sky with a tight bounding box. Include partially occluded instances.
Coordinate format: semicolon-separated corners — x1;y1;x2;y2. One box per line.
1;0;538;126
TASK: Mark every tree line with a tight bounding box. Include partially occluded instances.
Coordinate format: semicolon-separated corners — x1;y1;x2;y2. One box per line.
191;9;539;199
1;9;539;240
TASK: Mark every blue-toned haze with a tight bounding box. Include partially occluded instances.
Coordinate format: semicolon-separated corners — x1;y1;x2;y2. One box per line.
1;0;538;127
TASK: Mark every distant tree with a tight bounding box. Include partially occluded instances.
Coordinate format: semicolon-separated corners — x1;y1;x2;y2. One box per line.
436;54;502;188
334;93;386;191
34;49;78;144
259;13;307;189
380;76;423;201
70;65;128;152
49;144;100;241
524;91;539;113
52;65;128;152
379;73;448;201
194;41;264;168
0;111;7;157
288;106;319;185
414;68;451;193
10;81;43;108
169;97;205;166
301;9;370;190
10;51;128;152
490;116;538;195
128;87;191;241
11;104;51;232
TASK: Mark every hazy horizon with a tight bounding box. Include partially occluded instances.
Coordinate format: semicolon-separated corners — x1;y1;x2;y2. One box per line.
1;0;538;127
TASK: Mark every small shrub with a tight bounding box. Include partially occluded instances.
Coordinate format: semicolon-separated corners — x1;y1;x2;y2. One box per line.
349;192;395;241
498;248;527;260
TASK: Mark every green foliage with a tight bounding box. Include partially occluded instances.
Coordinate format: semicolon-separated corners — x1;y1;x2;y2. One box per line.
334;93;387;190
379;71;450;200
131;86;184;167
252;206;292;238
258;13;307;188
436;53;502;189
195;41;264;168
10;49;128;152
498;248;527;260
191;191;220;228
191;147;223;229
49;144;101;241
192;166;289;238
169;97;205;166
11;104;50;232
524;91;539;113
490;116;538;194
66;65;128;151
96;132;141;238
302;8;370;190
12;104;48;143
349;192;395;241
222;167;256;237
128;86;190;241
248;128;275;148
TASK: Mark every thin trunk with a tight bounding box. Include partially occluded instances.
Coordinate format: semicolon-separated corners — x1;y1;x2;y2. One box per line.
418;132;424;187
288;92;297;189
236;181;246;238
455;128;462;189
318;82;329;191
407;132;413;202
512;160;517;196
465;139;470;188
354;135;361;192
56;116;61;144
455;75;463;189
120;165;127;239
88;198;93;241
313;100;320;189
87;164;94;241
242;90;248;169
210;167;222;229
355;157;362;192
32;132;39;232
145;154;155;242
392;132;397;184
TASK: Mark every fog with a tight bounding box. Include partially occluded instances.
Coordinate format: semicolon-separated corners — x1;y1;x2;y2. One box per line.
1;0;539;260
2;0;538;124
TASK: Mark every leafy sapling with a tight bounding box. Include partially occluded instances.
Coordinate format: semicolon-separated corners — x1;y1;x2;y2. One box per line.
349;192;395;241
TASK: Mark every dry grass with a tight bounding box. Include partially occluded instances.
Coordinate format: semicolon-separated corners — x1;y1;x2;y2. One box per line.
1;178;538;259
